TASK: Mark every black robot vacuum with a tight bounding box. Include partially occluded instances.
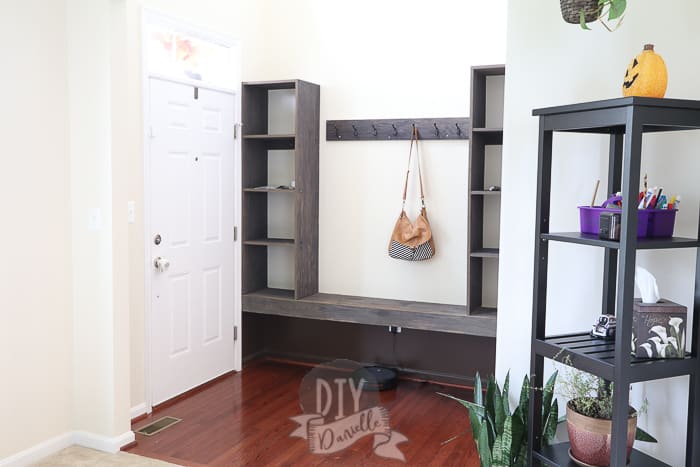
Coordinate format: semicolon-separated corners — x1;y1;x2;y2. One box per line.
352;366;398;392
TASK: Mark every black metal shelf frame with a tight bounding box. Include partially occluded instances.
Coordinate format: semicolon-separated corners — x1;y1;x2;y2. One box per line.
528;97;700;467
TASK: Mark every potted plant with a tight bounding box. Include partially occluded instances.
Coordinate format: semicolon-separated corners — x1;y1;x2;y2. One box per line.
559;0;627;31
439;371;559;467
557;363;657;466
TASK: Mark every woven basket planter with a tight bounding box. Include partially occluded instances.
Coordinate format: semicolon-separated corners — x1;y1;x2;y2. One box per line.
560;0;601;24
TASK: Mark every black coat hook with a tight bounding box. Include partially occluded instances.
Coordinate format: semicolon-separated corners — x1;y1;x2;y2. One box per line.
392;124;398;137
371;124;378;137
433;122;440;137
352;125;359;137
455;123;462;136
333;123;340;139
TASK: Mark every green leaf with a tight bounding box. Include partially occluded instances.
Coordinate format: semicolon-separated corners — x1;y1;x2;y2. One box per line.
635;426;658;443
580;10;592;30
492;433;506;466
607;0;626;20
510;413;526;463
514;444;527;467
518;375;530;427
437;393;485;415
475;372;483;406
478;421;493;467
502;372;511;416
470;411;482;441
543;398;559;445
502;416;513;462
542;371;557;414
493;381;506;435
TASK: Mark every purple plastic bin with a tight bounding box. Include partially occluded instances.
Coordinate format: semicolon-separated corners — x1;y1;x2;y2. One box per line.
579;196;677;238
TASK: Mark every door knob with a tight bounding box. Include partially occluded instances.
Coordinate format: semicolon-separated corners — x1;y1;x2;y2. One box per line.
154;256;170;272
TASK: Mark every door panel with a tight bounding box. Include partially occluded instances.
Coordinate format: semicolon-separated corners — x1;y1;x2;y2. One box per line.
149;78;236;405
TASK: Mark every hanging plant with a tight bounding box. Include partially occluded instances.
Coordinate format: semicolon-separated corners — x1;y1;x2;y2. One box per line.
560;0;627;31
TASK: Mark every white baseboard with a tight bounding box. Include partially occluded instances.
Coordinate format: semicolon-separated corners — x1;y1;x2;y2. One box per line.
0;430;135;466
130;402;149;420
73;430;135;454
0;433;74;467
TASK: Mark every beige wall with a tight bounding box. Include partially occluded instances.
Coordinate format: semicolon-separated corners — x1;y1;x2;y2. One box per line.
498;2;700;465
0;0;73;458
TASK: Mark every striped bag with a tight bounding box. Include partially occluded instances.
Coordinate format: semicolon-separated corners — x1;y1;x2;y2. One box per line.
388;127;435;261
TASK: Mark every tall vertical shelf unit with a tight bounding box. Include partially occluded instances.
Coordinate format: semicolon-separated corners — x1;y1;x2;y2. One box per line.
468;65;505;315
528;97;700;466
241;79;320;300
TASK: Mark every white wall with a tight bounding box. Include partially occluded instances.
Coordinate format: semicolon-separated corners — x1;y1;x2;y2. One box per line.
258;0;507;305
498;3;700;465
0;1;73;458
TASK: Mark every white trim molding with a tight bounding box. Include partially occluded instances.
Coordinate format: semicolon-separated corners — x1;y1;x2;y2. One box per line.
0;431;136;466
72;430;135;454
0;433;74;467
130;402;149;421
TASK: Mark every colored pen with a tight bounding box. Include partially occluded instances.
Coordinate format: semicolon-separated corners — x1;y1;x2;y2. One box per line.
668;195;677;210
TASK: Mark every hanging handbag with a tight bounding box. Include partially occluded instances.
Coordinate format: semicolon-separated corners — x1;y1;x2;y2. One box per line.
388;127;435;261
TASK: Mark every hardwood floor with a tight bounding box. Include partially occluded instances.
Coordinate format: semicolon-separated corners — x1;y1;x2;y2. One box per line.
127;360;479;466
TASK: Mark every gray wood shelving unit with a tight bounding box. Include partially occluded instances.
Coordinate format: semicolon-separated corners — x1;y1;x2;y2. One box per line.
468;65;505;315
241;79;320;300
528;97;700;466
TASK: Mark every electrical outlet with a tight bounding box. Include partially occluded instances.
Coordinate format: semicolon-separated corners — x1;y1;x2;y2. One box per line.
388;325;402;334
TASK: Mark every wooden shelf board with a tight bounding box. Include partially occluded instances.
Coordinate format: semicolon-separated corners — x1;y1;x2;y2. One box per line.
243;238;295;247
470;128;503;145
243;133;296;140
471;64;505;76
242;288;496;337
535;442;670;467
471;306;497;316
471;127;503;133
542;232;700;250
243;188;296;193
242;80;297;90
470;248;500;258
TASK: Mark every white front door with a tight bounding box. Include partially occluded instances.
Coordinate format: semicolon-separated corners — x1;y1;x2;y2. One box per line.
148;77;237;405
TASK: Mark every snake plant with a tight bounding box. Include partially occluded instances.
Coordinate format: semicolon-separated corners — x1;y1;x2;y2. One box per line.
440;371;558;467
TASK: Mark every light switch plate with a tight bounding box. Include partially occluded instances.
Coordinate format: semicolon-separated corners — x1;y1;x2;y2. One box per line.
88;208;102;231
127;201;135;224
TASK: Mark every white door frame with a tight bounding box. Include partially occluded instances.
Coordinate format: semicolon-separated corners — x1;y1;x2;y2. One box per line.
141;8;242;414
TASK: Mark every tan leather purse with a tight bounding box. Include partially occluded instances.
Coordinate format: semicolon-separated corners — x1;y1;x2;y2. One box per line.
388;127;435;261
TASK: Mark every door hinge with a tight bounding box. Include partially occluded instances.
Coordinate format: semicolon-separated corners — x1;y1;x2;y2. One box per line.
149;125;155;139
234;226;238;241
234;123;239;140
234;325;238;341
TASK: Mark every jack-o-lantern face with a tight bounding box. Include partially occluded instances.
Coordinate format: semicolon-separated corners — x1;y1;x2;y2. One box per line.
622;44;668;98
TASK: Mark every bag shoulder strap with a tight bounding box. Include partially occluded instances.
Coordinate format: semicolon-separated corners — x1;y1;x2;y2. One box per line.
401;126;425;211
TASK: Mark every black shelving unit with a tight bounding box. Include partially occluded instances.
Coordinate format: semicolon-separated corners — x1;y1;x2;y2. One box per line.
528;97;700;466
467;65;505;315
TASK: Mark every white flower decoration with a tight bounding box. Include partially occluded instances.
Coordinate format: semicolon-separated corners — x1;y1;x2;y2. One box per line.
650;326;669;344
669;317;684;334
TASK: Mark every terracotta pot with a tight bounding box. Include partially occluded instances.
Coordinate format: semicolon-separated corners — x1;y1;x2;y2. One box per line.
566;402;636;466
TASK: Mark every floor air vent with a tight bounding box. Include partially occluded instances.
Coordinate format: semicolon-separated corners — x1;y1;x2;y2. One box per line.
135;416;182;436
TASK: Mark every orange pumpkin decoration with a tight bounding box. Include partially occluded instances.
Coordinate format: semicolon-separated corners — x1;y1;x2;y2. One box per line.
622;44;668;98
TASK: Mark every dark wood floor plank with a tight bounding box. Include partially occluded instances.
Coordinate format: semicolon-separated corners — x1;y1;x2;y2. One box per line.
127;360;479;466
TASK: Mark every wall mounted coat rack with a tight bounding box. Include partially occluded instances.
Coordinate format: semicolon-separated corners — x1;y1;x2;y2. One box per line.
325;118;470;141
